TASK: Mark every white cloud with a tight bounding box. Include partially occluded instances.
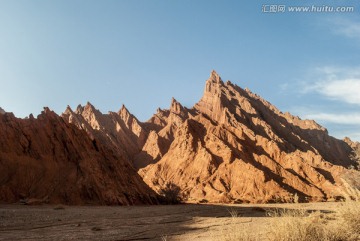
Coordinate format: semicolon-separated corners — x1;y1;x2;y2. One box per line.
331;18;360;40
293;65;360;141
333;131;360;142
279;83;288;91
306;66;360;105
297;110;360;141
313;79;360;105
303;113;360;125
348;132;360;141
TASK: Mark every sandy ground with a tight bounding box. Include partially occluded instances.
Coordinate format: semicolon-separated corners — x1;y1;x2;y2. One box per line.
0;202;341;241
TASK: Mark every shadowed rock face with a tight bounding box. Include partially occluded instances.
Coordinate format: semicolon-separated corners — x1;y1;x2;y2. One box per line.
0;108;159;205
62;103;147;166
0;107;5;114
61;71;357;203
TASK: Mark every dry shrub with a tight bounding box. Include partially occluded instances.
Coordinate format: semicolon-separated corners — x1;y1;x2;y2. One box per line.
215;209;256;241
160;235;168;241
332;183;360;241
158;182;181;204
218;222;257;241
267;208;327;241
227;207;241;218
216;181;360;241
267;182;360;241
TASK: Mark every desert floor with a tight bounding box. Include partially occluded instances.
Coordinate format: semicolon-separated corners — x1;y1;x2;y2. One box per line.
0;202;341;241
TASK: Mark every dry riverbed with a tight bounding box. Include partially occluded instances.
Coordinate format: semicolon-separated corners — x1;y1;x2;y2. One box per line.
0;202;341;241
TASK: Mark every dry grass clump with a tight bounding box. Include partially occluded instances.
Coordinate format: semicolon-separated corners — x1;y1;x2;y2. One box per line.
216;182;360;241
214;207;257;241
267;208;328;241
267;182;360;241
220;223;257;241
160;235;168;241
227;207;241;218
332;179;360;240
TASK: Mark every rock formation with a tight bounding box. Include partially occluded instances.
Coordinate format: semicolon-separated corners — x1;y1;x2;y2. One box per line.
0;108;158;205
0;107;5;114
1;71;358;204
61;71;358;203
139;71;356;203
62;103;146;163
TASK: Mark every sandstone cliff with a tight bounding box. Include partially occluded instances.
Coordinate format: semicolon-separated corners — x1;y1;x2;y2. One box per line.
0;108;158;205
139;71;356;203
61;71;358;203
4;71;356;204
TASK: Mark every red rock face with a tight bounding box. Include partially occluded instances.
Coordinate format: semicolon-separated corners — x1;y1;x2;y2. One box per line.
2;71;356;205
61;71;358;203
140;71;356;203
0;108;158;205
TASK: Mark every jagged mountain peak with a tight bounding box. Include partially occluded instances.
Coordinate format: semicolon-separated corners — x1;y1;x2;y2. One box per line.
118;104;140;125
209;70;222;83
74;102;103;118
84;101;99;112
194;71;229;122
118;104;130;116
75;104;83;113
39;107;58;119
170;97;185;115
0;107;5;114
205;71;224;94
63;105;74;115
156;107;163;114
344;137;360;149
73;102;96;115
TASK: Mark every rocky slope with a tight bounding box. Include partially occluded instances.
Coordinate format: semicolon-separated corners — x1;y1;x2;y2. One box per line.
0;107;5;114
62;71;358;203
0;108;159;205
139;71;355;203
62;103;147;166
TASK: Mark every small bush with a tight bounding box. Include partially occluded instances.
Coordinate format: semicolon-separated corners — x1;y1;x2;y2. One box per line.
158;182;181;204
227;207;241;218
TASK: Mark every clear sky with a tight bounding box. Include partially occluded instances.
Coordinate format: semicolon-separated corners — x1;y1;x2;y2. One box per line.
0;0;359;141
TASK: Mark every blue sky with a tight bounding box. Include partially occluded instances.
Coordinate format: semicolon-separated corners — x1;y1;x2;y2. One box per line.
0;0;360;141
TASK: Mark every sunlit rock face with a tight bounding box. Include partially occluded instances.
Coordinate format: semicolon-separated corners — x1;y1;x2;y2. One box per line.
139;71;355;203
